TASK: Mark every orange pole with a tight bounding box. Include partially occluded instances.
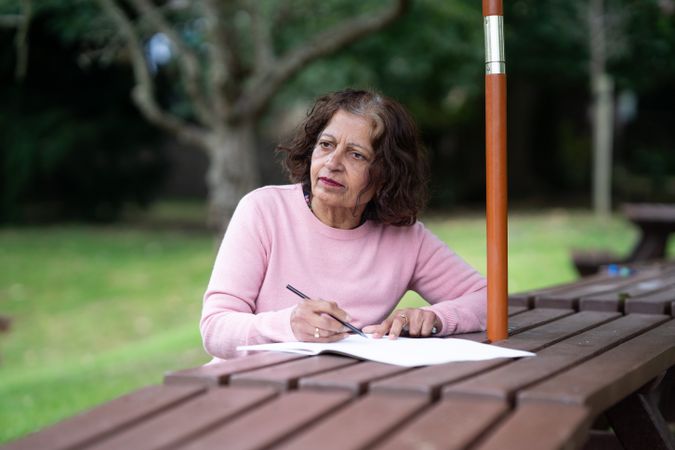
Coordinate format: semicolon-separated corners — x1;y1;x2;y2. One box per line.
483;0;508;342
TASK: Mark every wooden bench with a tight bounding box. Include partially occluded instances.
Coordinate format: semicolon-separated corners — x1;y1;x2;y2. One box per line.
572;203;675;276
5;263;675;450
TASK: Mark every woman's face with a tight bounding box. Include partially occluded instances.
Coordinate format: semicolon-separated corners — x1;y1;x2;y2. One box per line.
309;109;376;215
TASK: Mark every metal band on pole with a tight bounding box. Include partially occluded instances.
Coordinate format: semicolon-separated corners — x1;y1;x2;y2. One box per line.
483;0;508;342
484;16;505;75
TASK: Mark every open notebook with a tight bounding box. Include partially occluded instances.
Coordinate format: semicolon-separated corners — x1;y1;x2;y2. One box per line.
237;335;534;367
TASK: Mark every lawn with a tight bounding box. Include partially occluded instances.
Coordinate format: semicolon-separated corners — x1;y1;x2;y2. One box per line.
0;206;658;444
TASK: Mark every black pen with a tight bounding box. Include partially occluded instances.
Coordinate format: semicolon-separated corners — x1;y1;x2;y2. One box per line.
286;284;367;338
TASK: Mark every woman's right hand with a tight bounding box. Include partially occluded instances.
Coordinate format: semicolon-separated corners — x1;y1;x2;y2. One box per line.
290;299;351;342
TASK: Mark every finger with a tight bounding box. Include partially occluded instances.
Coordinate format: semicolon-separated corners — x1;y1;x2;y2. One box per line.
420;312;437;336
316;314;350;333
321;332;349;343
313;299;352;323
297;300;349;333
407;311;424;337
388;314;406;339
310;326;349;343
363;319;391;339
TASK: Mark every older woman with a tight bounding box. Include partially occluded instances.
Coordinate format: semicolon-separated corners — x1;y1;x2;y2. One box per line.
201;89;486;361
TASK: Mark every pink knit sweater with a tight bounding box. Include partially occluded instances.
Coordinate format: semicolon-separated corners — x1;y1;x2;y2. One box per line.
201;184;487;361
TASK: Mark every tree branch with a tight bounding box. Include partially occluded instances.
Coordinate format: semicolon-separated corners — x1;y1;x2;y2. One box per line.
98;0;207;147
200;0;230;122
128;0;215;128
246;0;275;76
14;0;32;81
0;14;22;28
234;0;410;120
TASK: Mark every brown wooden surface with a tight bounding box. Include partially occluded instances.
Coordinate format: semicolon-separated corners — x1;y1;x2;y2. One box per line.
534;270;662;310
474;403;592;450
624;285;675;315
494;310;620;352
180;391;352;450
229;354;358;390
624;204;675;262
506;305;528;316
299;360;413;395
509;273;610;308
444;313;667;402
164;352;303;386
446;305;545;343
273;393;430;450
373;397;509;450
519;318;675;415
3;385;205;450
580;271;675;313
8;265;675;450
369;310;612;399
85;387;277;450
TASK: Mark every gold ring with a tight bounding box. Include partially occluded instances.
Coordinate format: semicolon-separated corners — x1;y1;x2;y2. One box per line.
314;327;320;339
398;314;408;325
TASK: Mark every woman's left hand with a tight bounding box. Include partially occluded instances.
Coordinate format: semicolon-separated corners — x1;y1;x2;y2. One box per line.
362;308;441;339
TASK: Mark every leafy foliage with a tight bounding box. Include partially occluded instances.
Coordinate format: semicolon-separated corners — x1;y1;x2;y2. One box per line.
0;14;166;222
1;0;675;222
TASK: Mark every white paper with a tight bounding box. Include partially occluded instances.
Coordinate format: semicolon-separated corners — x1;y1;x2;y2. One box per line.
237;335;534;367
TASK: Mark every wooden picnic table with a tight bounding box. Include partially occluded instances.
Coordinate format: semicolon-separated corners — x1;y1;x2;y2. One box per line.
5;261;675;450
573;203;675;276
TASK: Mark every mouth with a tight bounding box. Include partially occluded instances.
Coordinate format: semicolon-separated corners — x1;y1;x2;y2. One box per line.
318;177;345;188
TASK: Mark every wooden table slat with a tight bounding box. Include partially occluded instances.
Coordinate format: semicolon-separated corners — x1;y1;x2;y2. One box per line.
507;305;529;316
180;391;352;450
519;318;675;415
624;285;675;315
292;306;541;395
494;310;621;353
443;313;669;402
85;387;277;450
299;361;413;395
369;310;613;399
3;385;205;450
229;355;359;390
272;393;430;450
164;352;304;386
474;403;592;450
372;397;509;450
505;307;575;335
448;305;544;343
534;270;665;310
580;272;675;313
509;273;610;307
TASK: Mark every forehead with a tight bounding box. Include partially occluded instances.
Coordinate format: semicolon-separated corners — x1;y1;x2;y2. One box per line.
321;110;374;145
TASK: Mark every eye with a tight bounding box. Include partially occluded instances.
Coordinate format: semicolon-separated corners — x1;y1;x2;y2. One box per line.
352;152;365;160
318;140;333;150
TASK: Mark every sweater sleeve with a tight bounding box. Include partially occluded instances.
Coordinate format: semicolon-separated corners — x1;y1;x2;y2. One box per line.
200;194;296;359
409;224;487;335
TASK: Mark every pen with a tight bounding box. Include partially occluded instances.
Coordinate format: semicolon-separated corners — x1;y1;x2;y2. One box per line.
286;284;367;338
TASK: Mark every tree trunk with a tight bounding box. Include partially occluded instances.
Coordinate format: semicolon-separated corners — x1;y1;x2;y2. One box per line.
204;120;260;234
589;0;614;218
592;72;614;217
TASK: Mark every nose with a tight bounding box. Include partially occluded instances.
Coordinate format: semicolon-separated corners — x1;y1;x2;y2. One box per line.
325;147;345;170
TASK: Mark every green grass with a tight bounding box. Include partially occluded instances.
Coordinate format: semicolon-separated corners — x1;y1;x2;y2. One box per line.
1;208;669;444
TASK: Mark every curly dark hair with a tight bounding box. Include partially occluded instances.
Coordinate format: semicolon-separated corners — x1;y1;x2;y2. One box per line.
277;89;429;226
